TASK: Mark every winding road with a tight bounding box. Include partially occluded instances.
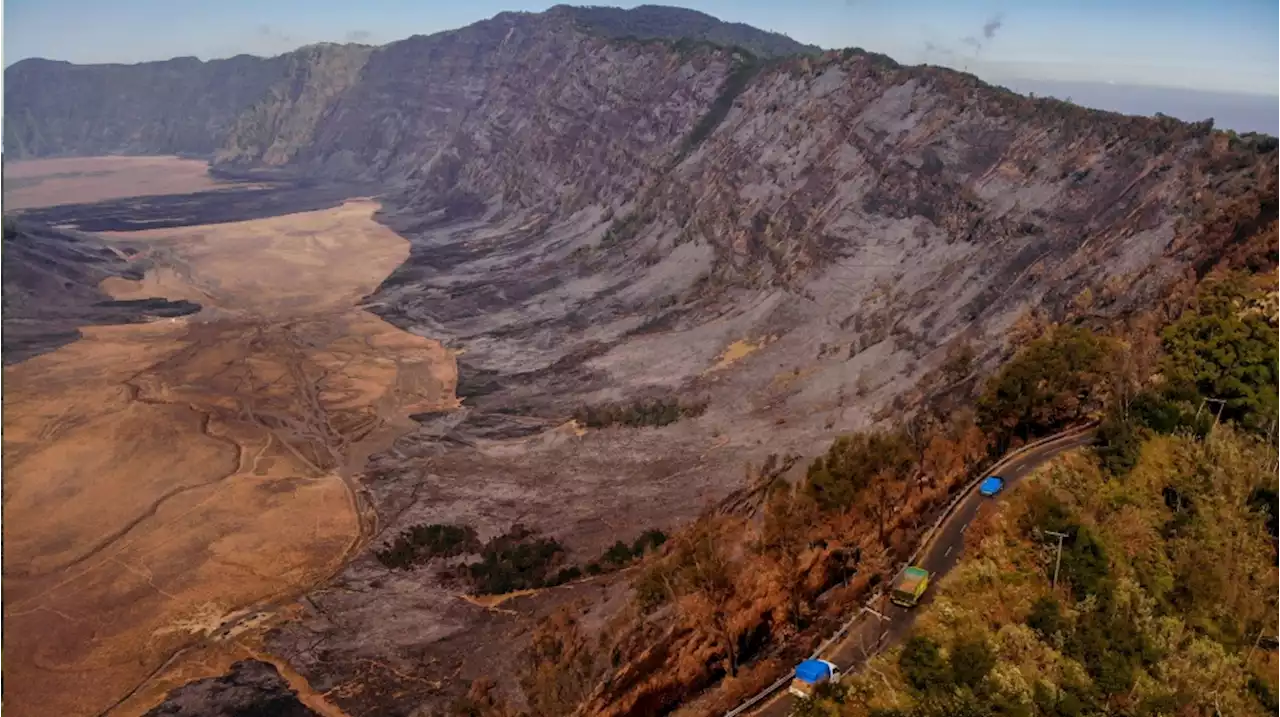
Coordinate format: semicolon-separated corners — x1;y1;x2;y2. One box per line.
743;427;1097;717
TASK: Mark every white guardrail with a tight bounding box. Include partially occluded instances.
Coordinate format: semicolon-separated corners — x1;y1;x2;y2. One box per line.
722;424;1096;717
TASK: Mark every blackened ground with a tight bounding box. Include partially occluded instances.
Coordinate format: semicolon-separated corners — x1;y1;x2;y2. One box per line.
1;219;202;364
10;180;371;233
141;661;318;717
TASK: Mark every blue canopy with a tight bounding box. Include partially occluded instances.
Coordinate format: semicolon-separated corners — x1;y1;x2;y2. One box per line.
794;659;832;683
979;476;1004;495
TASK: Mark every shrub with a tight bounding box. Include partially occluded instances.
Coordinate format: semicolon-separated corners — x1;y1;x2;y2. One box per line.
467;526;566;594
1095;408;1142;476
603;540;635;567
374;523;479;570
1026;595;1064;639
632;529;668;556
899;635;950;693
634;561;673;612
573;397;708;429
551;566;583;585
949;634;996;688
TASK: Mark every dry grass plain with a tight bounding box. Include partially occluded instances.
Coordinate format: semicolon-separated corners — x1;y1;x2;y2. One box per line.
2;198;457;716
3;156;237;209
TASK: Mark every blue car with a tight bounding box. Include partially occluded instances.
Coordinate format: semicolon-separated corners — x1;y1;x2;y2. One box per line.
979;476;1005;497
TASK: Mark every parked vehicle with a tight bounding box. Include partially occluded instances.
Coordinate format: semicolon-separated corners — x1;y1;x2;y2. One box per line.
789;658;841;698
890;566;930;607
979;475;1005;497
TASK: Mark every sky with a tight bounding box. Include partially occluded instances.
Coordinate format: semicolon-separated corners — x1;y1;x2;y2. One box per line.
4;0;1278;97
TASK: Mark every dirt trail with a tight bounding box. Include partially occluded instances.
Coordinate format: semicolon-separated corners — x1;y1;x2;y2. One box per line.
2;200;458;717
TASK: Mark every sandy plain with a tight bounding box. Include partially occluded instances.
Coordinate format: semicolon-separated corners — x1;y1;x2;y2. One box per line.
2;195;457;716
3;156;243;210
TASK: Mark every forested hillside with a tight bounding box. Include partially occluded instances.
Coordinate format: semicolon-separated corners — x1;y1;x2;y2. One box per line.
780;271;1279;717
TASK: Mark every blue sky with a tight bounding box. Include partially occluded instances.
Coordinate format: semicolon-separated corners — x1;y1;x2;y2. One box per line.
5;0;1278;96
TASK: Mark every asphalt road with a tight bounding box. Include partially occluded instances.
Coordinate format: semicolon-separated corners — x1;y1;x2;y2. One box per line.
752;429;1096;717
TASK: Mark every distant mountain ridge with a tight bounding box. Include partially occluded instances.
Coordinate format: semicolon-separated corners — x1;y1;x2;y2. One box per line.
2;4;814;162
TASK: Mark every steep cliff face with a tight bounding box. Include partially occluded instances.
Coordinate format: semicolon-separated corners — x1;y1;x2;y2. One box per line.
3;54;291;158
270;12;736;206
363;48;1276;404
212;44;373;167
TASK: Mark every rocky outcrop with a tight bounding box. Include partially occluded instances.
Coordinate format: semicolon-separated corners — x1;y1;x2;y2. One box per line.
141;660;317;717
213;44;373;167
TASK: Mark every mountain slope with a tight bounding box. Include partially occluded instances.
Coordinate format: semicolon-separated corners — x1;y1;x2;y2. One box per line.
1;218;199;363
258;11;737;191
3;54;291;159
3;6;1276;716
2;5;809;164
269;39;1273;717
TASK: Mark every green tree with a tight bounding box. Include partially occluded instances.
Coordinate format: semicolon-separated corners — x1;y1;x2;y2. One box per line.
805;430;916;511
978;326;1112;450
1095;406;1142;476
1161;274;1279;433
1061;524;1110;598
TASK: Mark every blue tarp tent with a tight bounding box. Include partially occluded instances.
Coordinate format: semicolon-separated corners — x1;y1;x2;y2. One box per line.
979;476;1004;496
794;659;832;683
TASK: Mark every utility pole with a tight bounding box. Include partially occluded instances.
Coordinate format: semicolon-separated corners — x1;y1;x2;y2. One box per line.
1244;627;1274;666
1044;530;1069;590
1195;398;1228;435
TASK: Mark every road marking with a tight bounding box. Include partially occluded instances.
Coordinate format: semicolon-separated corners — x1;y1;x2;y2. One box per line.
864;607;887;621
944;545;953;557
960;522;970;532
879;630;889;643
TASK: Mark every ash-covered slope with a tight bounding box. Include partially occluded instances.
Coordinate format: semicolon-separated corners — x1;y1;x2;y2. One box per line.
364;48;1276;414
141;661;318;717
270;44;1275;717
1;218;199;363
